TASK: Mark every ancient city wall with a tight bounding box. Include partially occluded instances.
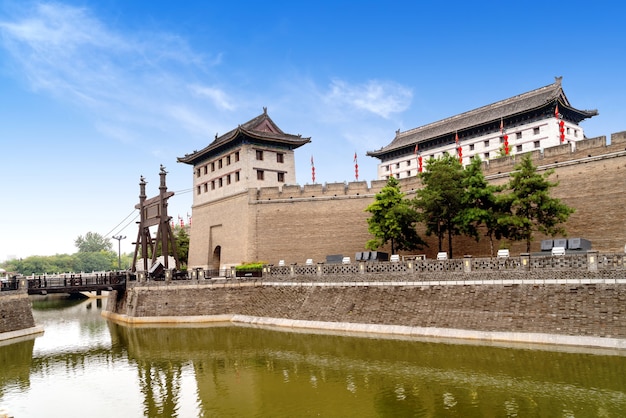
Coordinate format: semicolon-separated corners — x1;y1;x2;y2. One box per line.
105;252;626;348
0;291;38;341
105;266;626;347
246;132;626;264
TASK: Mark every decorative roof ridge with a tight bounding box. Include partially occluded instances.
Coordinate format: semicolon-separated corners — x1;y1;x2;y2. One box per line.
395;78;562;140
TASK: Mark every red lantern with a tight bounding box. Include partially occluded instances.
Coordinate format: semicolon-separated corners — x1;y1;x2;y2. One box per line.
418;155;423;172
503;134;509;155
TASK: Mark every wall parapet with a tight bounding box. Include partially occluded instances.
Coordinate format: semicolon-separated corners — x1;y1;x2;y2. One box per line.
253;131;625;202
254;177;421;201
481;132;626;176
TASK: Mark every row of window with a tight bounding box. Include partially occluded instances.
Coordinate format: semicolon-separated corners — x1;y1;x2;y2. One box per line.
385;135;553;173
196;151;241;177
256;149;285;163
196;169;287;195
385;140;547;178
257;170;285;182
196;149;287;178
197;171;242;194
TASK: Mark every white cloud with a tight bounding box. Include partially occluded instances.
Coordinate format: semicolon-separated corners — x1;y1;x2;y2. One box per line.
0;2;221;142
324;79;413;118
188;84;236;111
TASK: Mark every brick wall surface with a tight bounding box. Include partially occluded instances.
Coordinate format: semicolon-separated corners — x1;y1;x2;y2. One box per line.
110;269;626;339
188;133;626;267
0;292;36;334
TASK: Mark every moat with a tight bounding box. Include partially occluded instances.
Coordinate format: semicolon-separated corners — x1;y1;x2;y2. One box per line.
1;296;625;417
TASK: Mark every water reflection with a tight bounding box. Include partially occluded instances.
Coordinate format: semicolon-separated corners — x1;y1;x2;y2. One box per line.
1;297;625;417
109;321;626;417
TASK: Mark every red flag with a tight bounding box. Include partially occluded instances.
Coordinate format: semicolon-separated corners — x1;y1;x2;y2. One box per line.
555;103;559;119
500;118;504;134
353;152;357;163
414;143;419;154
311;155;315;183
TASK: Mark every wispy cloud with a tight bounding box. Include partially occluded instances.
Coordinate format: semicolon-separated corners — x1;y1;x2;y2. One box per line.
188;84;236;111
324;79;412;118
0;2;220;143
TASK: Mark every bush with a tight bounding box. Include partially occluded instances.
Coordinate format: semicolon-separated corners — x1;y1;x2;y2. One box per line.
235;262;266;272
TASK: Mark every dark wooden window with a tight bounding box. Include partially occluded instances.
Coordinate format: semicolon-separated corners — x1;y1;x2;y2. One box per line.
277;172;285;182
256;150;263;161
276;153;284;163
257;170;264;180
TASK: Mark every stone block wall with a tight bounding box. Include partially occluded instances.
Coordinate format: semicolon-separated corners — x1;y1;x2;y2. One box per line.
0;292;36;334
187;131;626;268
108;275;626;339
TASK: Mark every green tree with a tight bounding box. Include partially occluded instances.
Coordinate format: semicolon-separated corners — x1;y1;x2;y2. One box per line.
74;251;117;272
365;176;425;254
413;153;464;258
499;154;575;252
456;157;507;257
75;232;112;253
174;226;190;268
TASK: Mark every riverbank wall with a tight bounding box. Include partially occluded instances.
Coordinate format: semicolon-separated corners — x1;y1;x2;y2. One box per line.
0;290;43;342
103;252;626;350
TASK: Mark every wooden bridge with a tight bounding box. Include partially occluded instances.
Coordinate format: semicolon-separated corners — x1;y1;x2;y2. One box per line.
22;271;128;295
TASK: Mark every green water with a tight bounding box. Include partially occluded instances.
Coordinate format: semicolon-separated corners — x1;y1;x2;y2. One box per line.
1;297;625;417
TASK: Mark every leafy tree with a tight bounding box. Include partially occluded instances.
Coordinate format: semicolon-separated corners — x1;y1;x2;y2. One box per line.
174;226;190;267
499;154;575;252
456;157;507;257
74;251;117;272
75;232;112;253
413;153;464;258
365;176;425;254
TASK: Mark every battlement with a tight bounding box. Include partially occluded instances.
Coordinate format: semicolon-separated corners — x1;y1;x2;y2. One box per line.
250;131;625;202
253;177;421;201
482;131;626;176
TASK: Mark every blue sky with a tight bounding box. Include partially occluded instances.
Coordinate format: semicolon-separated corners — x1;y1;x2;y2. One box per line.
1;1;624;262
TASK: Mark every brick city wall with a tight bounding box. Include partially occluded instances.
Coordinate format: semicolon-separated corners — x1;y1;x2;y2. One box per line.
187;132;626;267
0;291;36;334
107;270;626;339
249;132;626;264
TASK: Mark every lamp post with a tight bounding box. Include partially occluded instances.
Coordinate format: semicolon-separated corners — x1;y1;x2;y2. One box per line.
112;235;126;270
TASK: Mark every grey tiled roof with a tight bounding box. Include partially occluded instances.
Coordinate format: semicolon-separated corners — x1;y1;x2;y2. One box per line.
178;109;311;164
367;78;598;157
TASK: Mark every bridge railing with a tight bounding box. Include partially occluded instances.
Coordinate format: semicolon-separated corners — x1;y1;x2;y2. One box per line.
26;271;127;290
0;278;19;292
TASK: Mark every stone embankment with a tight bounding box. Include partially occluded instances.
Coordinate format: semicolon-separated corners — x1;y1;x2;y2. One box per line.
103;252;626;350
0;289;43;342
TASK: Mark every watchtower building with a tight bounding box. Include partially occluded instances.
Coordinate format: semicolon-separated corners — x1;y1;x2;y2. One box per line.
367;77;598;180
177;108;311;269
